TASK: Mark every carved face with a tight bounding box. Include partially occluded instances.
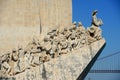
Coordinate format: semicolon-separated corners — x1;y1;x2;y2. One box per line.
12;51;18;61
73;24;76;29
89;27;95;33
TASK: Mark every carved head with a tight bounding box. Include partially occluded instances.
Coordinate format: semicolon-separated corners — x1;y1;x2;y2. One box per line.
64;27;68;32
78;22;82;27
12;48;18;61
18;45;23;50
73;21;77;28
44;35;50;42
89;27;95;33
73;21;77;25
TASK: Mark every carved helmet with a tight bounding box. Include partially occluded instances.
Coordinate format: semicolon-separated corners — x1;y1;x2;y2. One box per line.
78;22;82;27
12;48;16;53
73;21;77;25
89;27;95;33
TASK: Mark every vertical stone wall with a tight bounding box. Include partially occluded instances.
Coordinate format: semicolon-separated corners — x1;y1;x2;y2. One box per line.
40;0;72;35
0;0;72;54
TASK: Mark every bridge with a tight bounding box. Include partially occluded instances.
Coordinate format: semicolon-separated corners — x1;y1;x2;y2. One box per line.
90;50;120;73
85;50;120;80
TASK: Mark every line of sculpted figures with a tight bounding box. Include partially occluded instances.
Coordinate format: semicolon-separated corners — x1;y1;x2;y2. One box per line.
0;10;103;77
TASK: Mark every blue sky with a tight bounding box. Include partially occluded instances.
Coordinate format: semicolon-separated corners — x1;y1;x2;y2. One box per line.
72;0;120;80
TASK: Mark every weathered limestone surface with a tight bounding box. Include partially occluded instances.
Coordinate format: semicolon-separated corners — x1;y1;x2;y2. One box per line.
0;39;105;80
0;0;72;54
14;39;105;80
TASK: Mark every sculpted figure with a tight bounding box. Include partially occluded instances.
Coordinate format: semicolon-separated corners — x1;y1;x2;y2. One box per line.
66;41;72;52
76;22;87;47
29;48;43;67
87;10;103;44
43;35;52;52
11;49;18;62
77;34;87;48
30;53;40;67
26;37;41;52
69;31;76;40
39;51;50;63
44;35;51;42
24;51;32;69
61;27;72;39
18;45;25;58
8;48;25;76
76;22;86;35
69;30;78;49
9;49;19;75
1;52;11;76
61;27;67;35
32;37;40;46
69;21;77;32
15;46;26;74
50;37;59;58
59;36;69;54
47;28;59;39
70;38;78;50
72;21;77;29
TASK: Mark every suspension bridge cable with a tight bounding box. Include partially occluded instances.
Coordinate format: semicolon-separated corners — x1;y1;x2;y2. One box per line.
97;50;120;61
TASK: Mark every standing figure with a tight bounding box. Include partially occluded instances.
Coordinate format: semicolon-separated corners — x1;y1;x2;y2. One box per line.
1;52;11;76
87;10;103;44
16;46;26;74
76;22;86;35
9;49;19;76
69;21;77;32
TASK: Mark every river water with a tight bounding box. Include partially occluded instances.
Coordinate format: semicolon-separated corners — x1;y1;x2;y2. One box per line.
85;73;120;80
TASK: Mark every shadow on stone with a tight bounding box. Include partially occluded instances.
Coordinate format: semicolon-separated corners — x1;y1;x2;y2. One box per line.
42;63;47;80
77;43;106;80
0;77;15;80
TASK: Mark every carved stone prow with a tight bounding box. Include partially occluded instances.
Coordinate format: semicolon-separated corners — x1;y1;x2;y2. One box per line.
77;39;106;80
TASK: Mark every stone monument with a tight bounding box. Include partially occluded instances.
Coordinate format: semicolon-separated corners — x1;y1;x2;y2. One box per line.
0;0;72;54
0;8;106;80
